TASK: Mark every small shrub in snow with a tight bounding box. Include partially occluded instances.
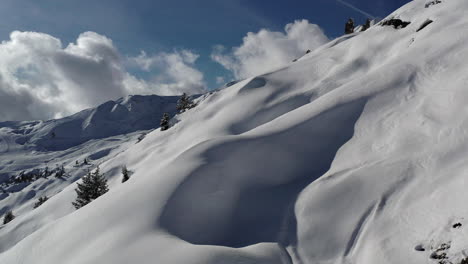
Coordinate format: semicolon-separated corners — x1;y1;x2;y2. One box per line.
10;171;35;184
72;166;109;209
381;18;411;29
160;113;171;131
460;257;468;264
137;133;146;143
33;196;49;209
425;0;441;8
176;93;196;113
121;165;130;183
3;210;14;224
83;158;89;165
345;18;355;34
430;242;450;261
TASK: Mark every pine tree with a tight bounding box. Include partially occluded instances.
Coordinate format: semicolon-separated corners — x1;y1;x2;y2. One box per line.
121;165;130;183
83;158;89;165
43;166;50;178
361;18;371;31
72;167;109;209
55;165;65;178
345;18;355;34
176;93;195;113
33;196;49;209
3;210;14;224
160;113;170;131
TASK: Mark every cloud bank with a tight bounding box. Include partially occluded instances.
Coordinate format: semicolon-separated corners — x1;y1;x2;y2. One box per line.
126;50;205;96
211;19;329;79
0;31;206;121
1;20;328;121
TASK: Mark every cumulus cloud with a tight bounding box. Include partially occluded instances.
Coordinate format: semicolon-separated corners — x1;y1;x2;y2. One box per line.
127;50;206;95
211;19;329;79
0;31;206;121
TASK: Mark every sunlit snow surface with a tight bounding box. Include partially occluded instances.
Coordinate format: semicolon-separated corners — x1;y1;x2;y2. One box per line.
2;0;468;263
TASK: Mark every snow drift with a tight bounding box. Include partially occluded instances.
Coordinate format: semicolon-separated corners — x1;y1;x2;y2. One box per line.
2;0;468;263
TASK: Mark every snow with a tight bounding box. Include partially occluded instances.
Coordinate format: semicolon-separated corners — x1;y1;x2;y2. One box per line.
2;0;468;263
0;94;179;253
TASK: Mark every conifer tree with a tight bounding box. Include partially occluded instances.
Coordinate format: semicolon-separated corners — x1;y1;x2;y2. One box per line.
345;18;355;34
121;165;130;183
160;113;170;131
55;165;65;178
3;210;14;224
361;18;371;31
72;167;109;209
33;196;49;209
176;93;196;113
43;166;50;178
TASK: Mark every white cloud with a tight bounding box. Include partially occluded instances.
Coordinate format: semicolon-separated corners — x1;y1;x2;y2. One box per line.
215;76;225;85
211;19;329;79
0;31;206;121
127;50;206;96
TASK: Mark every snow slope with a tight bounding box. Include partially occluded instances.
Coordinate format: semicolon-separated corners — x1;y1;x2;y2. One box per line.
0;94;178;253
2;0;468;263
0;94;179;151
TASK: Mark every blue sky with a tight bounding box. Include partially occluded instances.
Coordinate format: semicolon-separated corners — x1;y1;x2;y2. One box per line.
0;0;411;121
0;0;410;88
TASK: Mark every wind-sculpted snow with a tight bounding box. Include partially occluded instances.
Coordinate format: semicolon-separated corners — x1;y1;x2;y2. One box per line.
238;77;267;93
160;98;367;247
3;0;468;263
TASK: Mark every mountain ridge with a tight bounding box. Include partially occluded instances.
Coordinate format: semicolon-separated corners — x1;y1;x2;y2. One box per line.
0;94;180;151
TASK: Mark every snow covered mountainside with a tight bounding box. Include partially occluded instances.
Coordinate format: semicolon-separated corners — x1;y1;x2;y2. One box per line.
2;0;468;263
0;94;179;253
0;94;179;151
